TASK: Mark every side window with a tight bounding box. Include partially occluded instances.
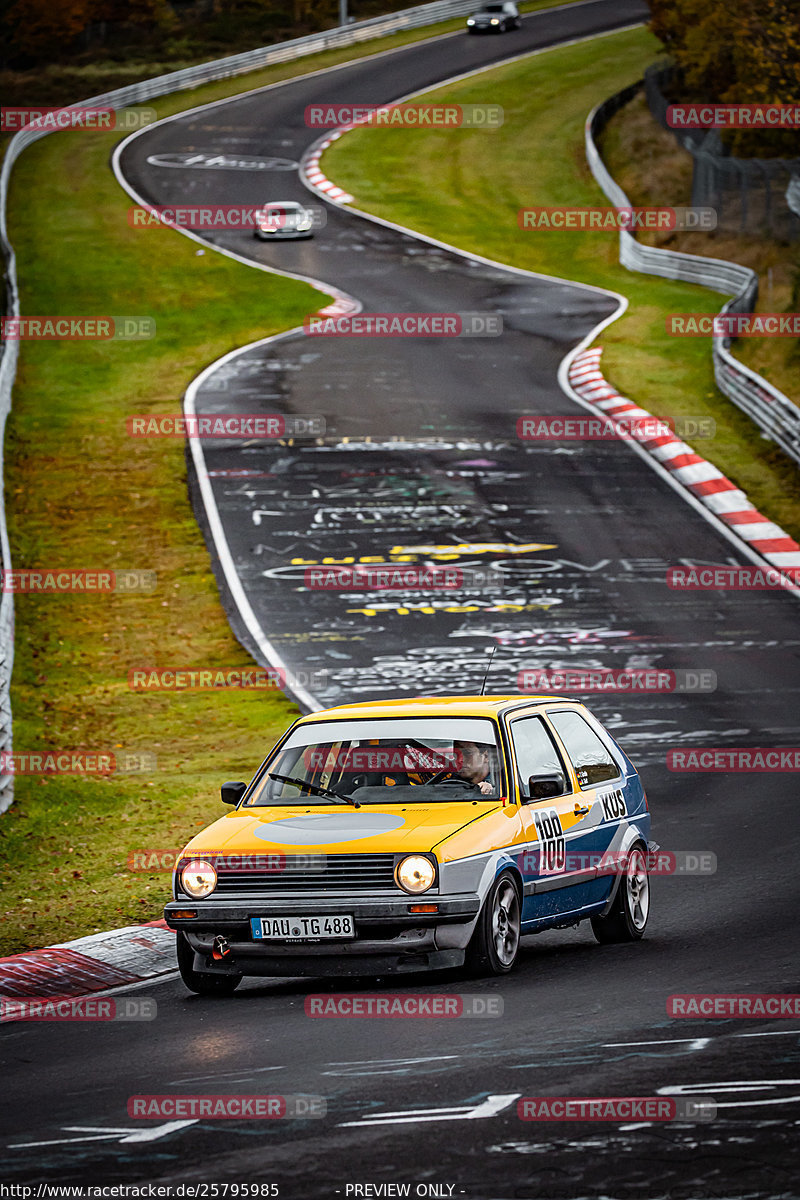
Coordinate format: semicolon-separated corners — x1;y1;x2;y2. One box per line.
548;711;620;789
510;717;568;797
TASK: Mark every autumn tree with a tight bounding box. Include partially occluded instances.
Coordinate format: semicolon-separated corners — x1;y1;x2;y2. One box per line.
2;0;92;64
648;0;800;154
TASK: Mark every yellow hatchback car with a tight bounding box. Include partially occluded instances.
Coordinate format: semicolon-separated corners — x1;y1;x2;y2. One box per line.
166;696;652;993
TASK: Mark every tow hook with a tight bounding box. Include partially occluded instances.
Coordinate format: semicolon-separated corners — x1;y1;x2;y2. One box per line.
212;934;232;960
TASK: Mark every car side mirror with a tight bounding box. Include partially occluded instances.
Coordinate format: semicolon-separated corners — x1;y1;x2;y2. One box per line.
526;772;565;801
221;780;247;806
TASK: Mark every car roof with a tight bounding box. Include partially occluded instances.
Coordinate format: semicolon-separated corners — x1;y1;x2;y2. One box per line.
297;695;582;723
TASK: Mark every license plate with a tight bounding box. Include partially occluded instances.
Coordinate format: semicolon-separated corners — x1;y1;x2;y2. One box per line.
251;914;355;941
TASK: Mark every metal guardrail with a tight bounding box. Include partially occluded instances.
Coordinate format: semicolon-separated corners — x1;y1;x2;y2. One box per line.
0;275;16;812
0;0;479;814
585;85;800;469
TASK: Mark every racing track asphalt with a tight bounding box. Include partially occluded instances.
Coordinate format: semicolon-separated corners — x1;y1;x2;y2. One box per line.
3;2;800;1195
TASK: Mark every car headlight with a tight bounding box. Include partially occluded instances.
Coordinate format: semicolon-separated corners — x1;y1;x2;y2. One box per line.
395;855;436;894
490;17;500;23
467;17;475;23
181;858;217;898
295;215;313;230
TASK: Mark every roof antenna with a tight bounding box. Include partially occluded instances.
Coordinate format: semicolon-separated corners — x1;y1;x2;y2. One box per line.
479;644;497;696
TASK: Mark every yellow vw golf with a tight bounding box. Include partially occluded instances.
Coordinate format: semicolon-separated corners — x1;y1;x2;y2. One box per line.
166;696;652;993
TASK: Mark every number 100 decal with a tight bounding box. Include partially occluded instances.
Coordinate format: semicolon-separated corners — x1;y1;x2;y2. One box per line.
535;808;565;875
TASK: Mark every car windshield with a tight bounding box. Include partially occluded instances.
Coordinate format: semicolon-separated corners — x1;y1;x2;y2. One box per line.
260;203;303;219
246;717;504;805
482;5;505;10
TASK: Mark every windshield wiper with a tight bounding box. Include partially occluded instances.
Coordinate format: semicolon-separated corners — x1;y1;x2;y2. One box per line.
266;772;361;809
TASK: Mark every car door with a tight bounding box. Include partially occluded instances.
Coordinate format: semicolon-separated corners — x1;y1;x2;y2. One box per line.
505;712;591;926
545;706;630;909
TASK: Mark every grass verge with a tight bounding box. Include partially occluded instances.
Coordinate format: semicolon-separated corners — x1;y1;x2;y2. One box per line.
321;24;800;543
2;78;324;956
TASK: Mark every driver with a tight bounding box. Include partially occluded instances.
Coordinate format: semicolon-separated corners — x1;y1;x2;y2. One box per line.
451;740;494;796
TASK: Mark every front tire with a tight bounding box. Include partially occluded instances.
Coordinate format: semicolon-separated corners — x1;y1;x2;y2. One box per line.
177;931;243;995
591;844;650;943
465;870;522;976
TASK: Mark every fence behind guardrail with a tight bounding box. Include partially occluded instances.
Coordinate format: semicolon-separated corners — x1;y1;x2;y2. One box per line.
585;84;800;470
643;64;800;242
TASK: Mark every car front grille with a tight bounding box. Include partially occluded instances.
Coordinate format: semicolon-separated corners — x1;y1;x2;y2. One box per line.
186;853;401;896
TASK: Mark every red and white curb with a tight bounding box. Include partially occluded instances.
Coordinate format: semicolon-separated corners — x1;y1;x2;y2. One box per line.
570;347;800;576
303;129;354;204
315;293;360;317
0;920;176;1002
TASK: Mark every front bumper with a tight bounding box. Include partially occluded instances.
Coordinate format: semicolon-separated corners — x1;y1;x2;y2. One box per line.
254;228;313;240
165;891;480;976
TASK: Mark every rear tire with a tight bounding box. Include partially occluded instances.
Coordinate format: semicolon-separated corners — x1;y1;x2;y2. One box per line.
591;844;650;943
177;931;243;995
465;870;522;976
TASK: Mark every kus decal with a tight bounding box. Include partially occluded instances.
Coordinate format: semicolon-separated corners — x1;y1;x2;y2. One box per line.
599;788;627;821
